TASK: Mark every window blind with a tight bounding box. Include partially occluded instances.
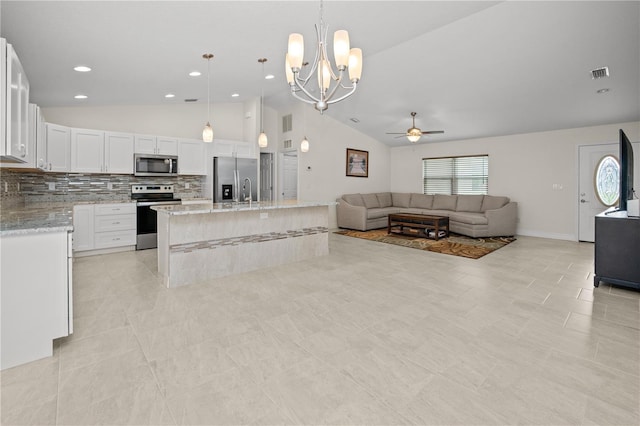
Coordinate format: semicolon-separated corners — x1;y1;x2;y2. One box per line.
422;155;488;195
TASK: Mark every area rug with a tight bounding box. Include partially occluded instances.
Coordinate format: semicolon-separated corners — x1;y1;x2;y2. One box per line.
334;229;516;259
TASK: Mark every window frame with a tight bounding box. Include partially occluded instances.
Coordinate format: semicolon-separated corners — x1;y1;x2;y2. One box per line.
422;154;489;195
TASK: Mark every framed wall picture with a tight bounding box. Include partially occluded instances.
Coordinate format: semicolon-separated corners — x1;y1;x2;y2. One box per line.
346;148;369;178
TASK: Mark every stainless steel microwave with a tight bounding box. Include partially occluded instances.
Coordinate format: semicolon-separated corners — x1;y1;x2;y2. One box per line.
134;154;178;176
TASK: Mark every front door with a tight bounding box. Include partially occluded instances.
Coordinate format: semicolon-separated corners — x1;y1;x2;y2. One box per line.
578;144;617;242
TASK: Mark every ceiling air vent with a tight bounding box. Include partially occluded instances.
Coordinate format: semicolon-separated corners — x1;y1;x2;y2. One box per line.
184;98;198;102
591;67;609;79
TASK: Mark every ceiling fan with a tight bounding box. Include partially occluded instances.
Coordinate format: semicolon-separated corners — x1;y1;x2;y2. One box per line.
386;112;444;143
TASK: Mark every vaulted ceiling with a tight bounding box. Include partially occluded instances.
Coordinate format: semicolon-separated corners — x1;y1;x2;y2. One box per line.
2;1;639;146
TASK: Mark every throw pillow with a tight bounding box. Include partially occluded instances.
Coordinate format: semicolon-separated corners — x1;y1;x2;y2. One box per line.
376;192;393;207
432;194;458;210
456;195;484;212
392;193;411;208
362;193;381;208
481;195;509;212
343;194;364;207
409;194;434;209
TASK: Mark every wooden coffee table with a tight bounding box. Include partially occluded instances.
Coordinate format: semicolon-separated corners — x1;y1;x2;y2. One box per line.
387;213;450;240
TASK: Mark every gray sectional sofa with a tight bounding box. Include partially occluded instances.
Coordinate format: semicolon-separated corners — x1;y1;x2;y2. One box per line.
336;193;517;238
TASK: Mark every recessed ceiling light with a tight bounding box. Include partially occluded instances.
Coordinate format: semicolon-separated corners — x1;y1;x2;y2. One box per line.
350;117;360;123
74;94;88;99
165;93;175;98
74;66;91;72
265;74;275;80
596;88;610;94
231;93;240;97
189;71;201;77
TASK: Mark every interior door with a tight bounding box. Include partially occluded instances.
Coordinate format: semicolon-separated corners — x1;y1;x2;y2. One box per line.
578;144;617;242
282;152;298;201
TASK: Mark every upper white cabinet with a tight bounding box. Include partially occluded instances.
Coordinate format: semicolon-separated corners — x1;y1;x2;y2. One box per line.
178;138;206;175
46;123;71;172
71;128;104;173
135;134;178;155
1;39;30;163
212;139;256;159
71;129;133;174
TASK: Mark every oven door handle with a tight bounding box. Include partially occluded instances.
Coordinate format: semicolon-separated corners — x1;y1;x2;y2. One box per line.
136;201;182;207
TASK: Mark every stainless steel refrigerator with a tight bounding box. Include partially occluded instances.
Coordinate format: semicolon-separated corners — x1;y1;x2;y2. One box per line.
213;157;258;203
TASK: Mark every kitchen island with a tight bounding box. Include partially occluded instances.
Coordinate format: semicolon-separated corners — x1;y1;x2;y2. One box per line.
152;201;331;287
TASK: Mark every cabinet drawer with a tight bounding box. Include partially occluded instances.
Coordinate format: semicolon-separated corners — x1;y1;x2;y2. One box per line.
94;203;135;216
94;230;136;249
94;214;136;232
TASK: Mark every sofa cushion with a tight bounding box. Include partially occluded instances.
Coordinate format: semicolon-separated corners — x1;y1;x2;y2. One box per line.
376;192;393;208
361;193;380;208
392;193;411;208
456;195;485;212
433;194;458;210
481;195;509;212
343;193;364;207
367;207;400;219
409;194;433;209
449;212;489;225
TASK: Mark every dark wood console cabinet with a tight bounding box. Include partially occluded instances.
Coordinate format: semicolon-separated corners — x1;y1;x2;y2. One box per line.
594;211;640;290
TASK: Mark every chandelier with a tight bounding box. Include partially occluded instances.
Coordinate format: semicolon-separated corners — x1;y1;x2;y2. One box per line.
285;0;363;113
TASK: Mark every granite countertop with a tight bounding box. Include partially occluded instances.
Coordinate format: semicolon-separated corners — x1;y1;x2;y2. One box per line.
152;200;336;216
0;200;136;236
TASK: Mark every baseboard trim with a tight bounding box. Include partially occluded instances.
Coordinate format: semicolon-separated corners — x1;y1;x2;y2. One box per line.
516;229;577;242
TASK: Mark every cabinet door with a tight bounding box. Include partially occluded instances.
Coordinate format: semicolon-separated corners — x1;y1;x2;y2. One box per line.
156;137;178;155
212;139;236;157
134;134;156;154
71;128;104;173
72;205;95;252
105;132;134;174
178;138;206;175
3;44;29;161
235;141;256;159
46;123;71;172
36;108;47;170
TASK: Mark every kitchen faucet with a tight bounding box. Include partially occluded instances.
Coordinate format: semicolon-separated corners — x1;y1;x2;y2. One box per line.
242;177;252;205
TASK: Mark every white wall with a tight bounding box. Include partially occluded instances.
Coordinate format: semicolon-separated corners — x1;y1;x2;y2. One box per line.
390;121;640;240
41;103;246;140
279;103;391;227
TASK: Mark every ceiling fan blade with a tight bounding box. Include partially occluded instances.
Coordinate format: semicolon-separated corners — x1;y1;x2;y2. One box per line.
386;132;406;135
422;130;445;134
394;135;408;139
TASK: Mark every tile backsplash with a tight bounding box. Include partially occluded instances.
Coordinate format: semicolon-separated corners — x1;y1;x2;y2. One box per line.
0;169;206;206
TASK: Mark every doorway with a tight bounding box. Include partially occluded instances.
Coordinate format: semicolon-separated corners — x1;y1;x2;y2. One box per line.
260;152;274;202
578;144;617;242
281;152;298;201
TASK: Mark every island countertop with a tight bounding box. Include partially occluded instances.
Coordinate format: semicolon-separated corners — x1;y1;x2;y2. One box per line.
151;200;335;215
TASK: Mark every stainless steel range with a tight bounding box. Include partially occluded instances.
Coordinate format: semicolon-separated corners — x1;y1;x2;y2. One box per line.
132;185;181;250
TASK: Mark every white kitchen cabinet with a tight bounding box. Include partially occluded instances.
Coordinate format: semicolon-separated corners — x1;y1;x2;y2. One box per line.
71;128;104;173
1;230;72;370
72;204;95;251
135;134;178;155
73;202;136;255
0;103;42;169
45;123;71;172
1;39;30;163
71;129;133;174
212;139;256;159
104;132;134;174
178;138;206;175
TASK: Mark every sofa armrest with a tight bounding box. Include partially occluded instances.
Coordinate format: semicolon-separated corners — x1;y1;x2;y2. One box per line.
485;202;518;236
336;198;368;231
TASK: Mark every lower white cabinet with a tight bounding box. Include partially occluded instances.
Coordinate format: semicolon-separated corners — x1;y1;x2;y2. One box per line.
1;230;72;370
73;202;136;254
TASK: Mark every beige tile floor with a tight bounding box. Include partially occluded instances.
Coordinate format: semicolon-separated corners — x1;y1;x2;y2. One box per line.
2;233;639;425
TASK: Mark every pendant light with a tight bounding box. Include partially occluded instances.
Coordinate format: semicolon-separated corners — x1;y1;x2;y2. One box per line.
258;58;268;148
202;53;214;143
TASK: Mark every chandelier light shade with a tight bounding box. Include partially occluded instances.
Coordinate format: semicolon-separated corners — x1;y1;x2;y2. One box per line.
258;58;268;148
285;0;363;113
202;53;214;143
